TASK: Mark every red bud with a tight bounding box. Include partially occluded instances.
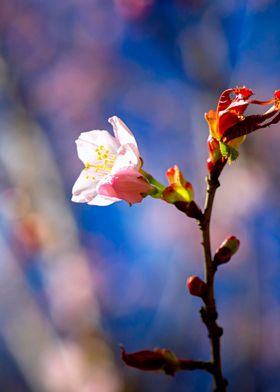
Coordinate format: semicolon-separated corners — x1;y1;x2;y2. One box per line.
121;347;179;376
121;346;213;375
187;276;207;297
214;236;240;265
207;137;226;180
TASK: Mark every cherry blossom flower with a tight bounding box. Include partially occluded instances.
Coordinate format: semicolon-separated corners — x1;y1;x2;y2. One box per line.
72;116;151;205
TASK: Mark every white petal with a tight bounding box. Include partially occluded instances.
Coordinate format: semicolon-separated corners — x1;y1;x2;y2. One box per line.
72;168;100;203
108;116;138;148
72;168;120;206
76;130;119;165
111;144;141;174
87;194;119;206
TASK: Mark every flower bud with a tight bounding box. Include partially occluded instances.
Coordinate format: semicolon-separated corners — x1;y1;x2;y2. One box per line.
121;346;213;375
121;347;179;376
208;136;222;164
214;236;240;265
187;276;207;298
162;165;193;204
207;137;226;179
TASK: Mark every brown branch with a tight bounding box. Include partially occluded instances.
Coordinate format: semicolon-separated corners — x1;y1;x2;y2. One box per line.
179;359;214;374
199;177;228;392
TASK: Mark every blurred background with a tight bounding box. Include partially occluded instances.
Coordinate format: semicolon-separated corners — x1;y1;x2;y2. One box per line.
0;0;280;391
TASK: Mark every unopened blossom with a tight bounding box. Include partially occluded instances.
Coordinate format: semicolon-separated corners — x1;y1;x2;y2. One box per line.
187;276;207;298
121;347;213;375
206;136;224;178
162;165;193;204
72;116;151;205
214;236;240;265
121;347;180;376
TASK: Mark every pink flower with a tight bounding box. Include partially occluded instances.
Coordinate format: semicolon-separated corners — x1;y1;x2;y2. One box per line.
72;116;151;205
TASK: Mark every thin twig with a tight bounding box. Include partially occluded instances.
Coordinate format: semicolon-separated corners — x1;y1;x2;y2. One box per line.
199;176;228;392
179;359;214;374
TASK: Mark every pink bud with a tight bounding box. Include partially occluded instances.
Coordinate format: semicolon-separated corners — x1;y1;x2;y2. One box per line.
187;276;207;298
98;168;152;204
214;236;240;265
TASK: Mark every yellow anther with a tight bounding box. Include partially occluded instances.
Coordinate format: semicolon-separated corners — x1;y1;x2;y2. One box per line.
95;148;99;152
105;149;109;154
100;145;104;150
86;175;89;179
102;154;108;159
84;162;91;171
92;176;95;180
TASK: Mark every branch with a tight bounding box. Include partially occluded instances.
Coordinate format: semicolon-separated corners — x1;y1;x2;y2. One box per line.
198;177;228;392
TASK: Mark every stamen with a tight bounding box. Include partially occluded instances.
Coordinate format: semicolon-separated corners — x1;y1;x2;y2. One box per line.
84;145;117;177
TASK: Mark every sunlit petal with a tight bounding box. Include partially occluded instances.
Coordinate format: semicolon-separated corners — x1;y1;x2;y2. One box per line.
76;130;119;165
72;168;100;203
108;116;138;148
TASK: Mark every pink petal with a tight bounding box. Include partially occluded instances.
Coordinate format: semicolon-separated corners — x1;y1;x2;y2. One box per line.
98;168;151;204
108;116;138;149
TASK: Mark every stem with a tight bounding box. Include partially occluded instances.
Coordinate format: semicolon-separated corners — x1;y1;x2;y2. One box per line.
178;359;214;374
140;169;165;192
199;177;227;392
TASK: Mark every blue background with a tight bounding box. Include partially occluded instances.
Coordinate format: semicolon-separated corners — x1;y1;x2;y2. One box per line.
0;0;280;391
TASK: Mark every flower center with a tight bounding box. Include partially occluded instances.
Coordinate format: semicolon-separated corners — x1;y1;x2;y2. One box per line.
84;145;116;180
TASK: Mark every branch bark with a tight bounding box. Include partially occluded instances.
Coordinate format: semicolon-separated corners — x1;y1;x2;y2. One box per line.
199;177;228;392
